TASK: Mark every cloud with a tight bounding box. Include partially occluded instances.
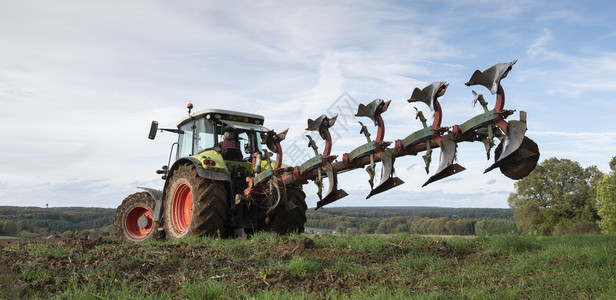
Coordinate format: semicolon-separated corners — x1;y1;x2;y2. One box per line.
523;28;616;98
527;28;560;58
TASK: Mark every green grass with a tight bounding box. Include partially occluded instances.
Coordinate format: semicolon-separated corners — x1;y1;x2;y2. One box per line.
284;257;321;275
1;234;615;299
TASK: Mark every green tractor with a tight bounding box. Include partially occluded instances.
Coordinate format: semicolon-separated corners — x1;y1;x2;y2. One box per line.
114;104;306;241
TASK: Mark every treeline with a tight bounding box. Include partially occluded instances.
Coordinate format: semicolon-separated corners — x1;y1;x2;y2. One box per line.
0;206;115;238
311;207;514;219
1;206;518;238
306;207;518;235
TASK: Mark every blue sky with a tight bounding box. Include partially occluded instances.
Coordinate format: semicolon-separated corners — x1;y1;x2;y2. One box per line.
1;0;615;209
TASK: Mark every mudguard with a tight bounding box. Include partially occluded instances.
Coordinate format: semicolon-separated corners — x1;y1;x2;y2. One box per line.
136;187;163;222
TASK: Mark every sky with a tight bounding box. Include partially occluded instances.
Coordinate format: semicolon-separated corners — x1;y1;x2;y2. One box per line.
1;0;615;209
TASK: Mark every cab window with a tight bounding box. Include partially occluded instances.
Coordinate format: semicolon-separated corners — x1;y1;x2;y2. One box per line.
196;118;215;153
178;122;194;158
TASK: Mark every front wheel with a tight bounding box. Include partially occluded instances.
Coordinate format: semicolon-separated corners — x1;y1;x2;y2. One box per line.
163;164;230;240
114;192;160;242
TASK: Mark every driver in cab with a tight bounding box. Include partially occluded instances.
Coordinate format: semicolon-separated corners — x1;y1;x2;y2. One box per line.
219;126;238;153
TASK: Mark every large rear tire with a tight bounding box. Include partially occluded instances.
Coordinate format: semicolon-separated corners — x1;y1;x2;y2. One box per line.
271;189;307;235
163;164;230;240
115;192;160;242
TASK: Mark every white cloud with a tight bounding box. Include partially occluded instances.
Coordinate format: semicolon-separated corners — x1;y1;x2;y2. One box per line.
527;28;554;57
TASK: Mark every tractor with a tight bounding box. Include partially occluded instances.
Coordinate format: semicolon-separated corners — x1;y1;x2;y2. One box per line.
114;60;540;241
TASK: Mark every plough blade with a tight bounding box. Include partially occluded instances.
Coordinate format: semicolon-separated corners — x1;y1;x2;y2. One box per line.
261;129;289;153
355;99;391;125
485;120;539;179
423;138;465;187
484;120;528;174
367;149;405;199
465;60;517;94
316;163;348;209
307;114;337;139
409;82;448;110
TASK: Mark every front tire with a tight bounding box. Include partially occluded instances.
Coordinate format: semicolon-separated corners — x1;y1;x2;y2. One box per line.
115;192;160;242
163;164;230;240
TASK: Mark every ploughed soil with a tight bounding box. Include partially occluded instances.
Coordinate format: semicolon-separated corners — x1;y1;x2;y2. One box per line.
0;234;486;299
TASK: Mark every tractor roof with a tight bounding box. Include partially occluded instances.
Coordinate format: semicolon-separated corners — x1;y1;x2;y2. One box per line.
177;108;265;127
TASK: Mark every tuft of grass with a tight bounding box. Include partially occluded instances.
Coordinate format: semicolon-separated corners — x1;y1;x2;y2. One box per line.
285;257;321;275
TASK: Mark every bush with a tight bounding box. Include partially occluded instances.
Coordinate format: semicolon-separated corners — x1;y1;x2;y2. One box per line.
553;220;601;236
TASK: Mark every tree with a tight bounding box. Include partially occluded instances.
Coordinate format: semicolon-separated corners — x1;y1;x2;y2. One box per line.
508;157;603;235
597;156;616;233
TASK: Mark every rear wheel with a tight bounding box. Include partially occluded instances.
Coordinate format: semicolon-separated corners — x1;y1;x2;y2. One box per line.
271;189;307;234
163;164;230;240
115;192;160;242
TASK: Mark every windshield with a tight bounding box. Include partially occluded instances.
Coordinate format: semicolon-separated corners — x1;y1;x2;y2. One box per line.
177;118;262;160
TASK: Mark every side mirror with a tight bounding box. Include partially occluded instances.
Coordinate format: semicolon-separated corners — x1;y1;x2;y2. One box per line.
148;121;159;140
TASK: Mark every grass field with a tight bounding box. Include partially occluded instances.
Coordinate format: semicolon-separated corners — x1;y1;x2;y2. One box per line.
1;233;615;299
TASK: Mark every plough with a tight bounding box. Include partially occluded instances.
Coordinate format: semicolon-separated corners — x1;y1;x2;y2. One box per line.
247;60;539;211
115;60;540;241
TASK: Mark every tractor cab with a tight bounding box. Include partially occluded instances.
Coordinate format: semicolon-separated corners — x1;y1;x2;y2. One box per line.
148;106;269;179
174;108;268;162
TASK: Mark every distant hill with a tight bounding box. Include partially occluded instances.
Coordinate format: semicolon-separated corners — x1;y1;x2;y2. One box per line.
0;206;115;238
0;206;515;238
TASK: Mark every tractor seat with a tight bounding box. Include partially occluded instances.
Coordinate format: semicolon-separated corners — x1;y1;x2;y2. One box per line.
222;147;243;161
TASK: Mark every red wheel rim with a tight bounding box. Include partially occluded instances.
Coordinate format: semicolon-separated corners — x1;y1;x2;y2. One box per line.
172;183;193;233
125;206;153;239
